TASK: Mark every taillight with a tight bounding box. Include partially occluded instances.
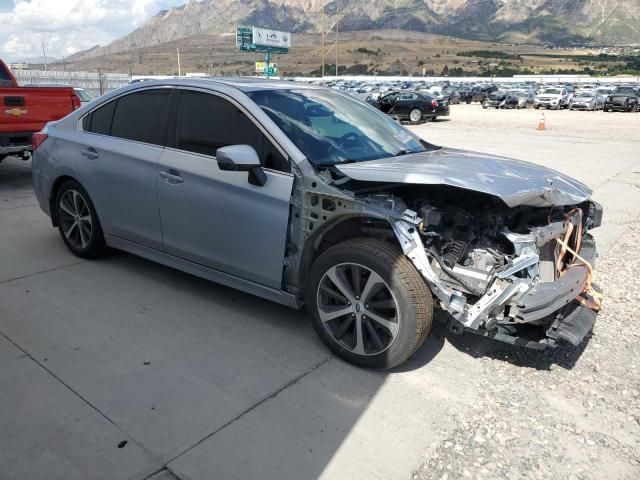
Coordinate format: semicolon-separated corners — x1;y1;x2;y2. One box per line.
71;94;81;110
32;132;48;151
431;99;439;108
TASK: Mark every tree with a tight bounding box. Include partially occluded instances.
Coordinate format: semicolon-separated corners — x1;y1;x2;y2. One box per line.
440;65;449;76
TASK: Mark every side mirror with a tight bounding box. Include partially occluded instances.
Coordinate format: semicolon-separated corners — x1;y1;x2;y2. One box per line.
216;145;267;187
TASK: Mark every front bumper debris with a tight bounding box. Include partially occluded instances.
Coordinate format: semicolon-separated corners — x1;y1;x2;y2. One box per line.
392;207;601;350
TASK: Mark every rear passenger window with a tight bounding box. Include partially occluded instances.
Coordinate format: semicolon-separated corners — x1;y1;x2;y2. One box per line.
172;90;288;172
84;100;116;135
110;90;172;146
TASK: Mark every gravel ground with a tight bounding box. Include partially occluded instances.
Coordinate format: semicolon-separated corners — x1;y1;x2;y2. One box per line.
413;224;640;480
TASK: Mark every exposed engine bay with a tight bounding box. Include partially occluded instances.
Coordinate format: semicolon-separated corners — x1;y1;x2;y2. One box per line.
353;184;603;348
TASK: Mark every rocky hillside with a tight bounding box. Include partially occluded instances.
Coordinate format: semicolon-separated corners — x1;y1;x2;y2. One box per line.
68;0;640;61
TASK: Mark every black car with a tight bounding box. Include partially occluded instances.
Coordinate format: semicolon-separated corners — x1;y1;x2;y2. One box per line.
373;91;449;123
604;86;639;112
458;87;473;103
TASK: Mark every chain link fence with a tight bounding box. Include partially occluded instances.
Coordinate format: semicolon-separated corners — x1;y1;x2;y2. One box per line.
12;69;131;97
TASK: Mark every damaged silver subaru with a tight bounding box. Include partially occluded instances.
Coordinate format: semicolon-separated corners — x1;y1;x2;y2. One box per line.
32;78;603;369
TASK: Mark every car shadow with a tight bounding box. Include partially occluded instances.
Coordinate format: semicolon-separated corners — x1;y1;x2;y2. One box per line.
437;311;591;371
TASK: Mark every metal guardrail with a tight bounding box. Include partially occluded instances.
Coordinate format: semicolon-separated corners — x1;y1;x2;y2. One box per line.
12;70;131;97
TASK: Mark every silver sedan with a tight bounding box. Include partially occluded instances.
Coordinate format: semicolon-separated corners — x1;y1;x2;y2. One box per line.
32;78;603;369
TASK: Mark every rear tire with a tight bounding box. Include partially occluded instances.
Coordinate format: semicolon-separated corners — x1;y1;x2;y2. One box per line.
409;108;423;123
55;180;107;258
306;239;433;370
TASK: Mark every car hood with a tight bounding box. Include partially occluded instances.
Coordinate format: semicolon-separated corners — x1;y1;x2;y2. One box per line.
335;147;592;208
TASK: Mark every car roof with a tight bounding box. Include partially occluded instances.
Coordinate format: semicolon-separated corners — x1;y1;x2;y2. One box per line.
133;76;322;93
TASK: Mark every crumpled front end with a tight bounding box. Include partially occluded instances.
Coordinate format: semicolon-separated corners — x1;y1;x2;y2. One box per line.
368;190;604;349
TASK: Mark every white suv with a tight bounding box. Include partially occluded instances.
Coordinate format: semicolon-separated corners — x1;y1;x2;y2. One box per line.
535;88;569;110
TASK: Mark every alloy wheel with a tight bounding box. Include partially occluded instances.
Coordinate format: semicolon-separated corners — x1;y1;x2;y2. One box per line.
409;109;422;123
316;262;399;356
59;189;93;250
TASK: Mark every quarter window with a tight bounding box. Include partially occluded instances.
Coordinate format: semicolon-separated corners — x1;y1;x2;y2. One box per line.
172;90;288;172
83;100;116;135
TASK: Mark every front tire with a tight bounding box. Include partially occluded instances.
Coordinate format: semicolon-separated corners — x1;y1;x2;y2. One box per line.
55;180;106;258
306;239;433;370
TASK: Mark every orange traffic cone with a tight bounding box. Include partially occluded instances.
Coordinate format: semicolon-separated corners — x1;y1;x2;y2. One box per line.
537;112;546;131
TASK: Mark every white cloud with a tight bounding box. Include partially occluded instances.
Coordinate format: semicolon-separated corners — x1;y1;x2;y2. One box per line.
0;0;185;61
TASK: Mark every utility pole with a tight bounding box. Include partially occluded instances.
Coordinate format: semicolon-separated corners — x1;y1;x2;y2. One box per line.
321;9;325;77
41;42;48;71
335;6;339;77
177;47;181;76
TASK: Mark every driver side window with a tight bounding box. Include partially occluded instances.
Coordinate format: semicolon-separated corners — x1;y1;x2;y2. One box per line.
171;90;290;173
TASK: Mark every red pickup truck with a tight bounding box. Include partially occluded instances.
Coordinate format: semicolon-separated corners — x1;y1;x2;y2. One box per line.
1;59;81;162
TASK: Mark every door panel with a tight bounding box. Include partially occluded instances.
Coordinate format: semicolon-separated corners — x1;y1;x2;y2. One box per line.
157;148;293;288
75;88;172;250
75;135;164;250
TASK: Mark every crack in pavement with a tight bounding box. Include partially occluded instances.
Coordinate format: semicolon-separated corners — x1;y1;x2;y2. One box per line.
0;202;38;211
163;355;334;467
0;261;86;285
0;329;162;466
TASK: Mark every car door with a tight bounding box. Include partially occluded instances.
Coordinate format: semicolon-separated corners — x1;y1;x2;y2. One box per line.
156;89;294;289
394;93;415;117
378;93;397;113
76;88;172;250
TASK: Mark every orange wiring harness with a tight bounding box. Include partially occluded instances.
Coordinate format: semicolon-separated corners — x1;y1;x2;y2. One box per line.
553;208;603;312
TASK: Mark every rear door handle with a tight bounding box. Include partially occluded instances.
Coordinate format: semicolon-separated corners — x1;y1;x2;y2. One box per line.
81;148;99;160
159;170;184;184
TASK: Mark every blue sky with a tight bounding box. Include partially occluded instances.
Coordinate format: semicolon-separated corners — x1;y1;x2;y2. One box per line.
0;0;185;62
0;0;14;12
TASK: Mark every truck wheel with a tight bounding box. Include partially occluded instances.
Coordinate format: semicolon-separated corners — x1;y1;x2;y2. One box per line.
55;180;107;258
306;239;433;370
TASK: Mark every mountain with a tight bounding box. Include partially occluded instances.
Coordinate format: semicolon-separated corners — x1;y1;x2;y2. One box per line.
67;0;640;61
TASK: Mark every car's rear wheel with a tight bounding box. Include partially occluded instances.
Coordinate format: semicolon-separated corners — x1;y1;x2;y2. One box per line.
55;180;106;258
307;239;433;370
409;108;423;123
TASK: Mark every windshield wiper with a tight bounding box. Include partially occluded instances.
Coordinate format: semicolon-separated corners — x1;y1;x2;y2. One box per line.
393;149;412;157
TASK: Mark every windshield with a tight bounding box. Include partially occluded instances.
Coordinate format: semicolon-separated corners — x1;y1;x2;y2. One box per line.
248;88;428;166
542;89;561;95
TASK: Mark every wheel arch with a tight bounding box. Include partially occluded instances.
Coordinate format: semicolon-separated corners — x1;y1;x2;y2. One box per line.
296;214;399;298
49;175;83;227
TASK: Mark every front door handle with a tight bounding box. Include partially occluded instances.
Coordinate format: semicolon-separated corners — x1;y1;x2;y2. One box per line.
159;170;184;184
81;148;99;160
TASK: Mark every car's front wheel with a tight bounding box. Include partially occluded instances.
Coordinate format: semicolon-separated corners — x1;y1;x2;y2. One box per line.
307;239;433;370
55;180;106;258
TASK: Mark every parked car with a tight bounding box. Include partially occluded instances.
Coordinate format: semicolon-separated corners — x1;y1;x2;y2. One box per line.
458;86;473;103
534;87;569;110
603;86;639;112
508;90;535;109
569;92;605;111
440;87;461;105
469;85;498;103
0;59;81;162
31;78;603;369
482;90;507;109
373;91;448;123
